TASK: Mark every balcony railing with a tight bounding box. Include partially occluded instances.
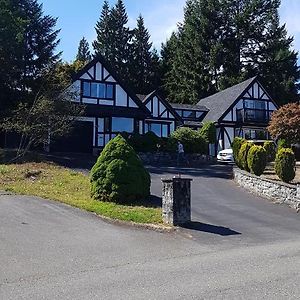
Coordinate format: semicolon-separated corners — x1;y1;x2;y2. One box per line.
236;109;273;123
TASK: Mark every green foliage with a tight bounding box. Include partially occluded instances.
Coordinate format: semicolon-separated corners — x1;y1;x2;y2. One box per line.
275;148;296;183
232;137;246;168
76;37;91;62
90;135;151;204
263;141;276;162
128;132;160;153
171;127;207;154
199;122;216;144
0;0;61;113
238;142;252;171
161;0;299;105
277;139;291;152
247;146;267;176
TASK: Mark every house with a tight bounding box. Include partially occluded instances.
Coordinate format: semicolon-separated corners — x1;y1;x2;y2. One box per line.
55;55;278;155
198;77;278;152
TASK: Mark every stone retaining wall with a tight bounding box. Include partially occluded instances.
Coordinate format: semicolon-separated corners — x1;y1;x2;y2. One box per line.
233;167;300;210
138;152;215;166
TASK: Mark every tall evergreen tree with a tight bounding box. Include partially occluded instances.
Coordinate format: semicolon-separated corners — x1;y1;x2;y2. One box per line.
129;15;153;94
109;0;131;78
161;0;299;105
162;0;220;104
0;0;60;113
93;0;112;58
76;37;91;63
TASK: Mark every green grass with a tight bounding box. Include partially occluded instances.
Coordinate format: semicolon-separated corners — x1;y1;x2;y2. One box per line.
0;162;162;224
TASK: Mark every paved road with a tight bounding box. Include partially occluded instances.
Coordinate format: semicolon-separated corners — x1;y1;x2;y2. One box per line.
1;164;300;299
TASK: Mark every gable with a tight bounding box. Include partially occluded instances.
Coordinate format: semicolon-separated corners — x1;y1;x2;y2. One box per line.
220;79;278;122
143;93;179;120
73;55;148;112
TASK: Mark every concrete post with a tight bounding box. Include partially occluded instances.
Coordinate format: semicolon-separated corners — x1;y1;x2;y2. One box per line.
162;177;192;226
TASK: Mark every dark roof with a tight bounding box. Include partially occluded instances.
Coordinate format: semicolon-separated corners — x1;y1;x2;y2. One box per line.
198;77;257;122
170;103;209;111
72;54;150;116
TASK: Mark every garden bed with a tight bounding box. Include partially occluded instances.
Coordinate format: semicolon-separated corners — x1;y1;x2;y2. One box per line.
262;163;300;185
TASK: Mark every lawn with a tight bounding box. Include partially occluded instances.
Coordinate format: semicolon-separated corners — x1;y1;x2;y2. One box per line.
0;162;162;224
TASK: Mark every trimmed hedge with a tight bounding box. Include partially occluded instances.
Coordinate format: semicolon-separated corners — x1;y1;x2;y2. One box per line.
171;127;207;154
238;142;252;171
263;141;276;162
275;148;296;183
90;135;151;204
232;137;245;168
247;145;267;176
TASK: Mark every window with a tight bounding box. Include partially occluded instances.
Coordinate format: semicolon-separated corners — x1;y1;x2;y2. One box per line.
146;122;169;137
83;82;90;96
111;117;134;133
82;81;114;99
183;110;196;119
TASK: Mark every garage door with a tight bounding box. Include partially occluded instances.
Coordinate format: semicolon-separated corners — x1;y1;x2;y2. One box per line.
51;121;93;154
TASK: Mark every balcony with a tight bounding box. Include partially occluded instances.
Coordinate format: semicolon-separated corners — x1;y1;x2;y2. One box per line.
236;109;273;124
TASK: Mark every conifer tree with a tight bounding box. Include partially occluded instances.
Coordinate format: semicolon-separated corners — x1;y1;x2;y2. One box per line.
129;15;153;94
76;37;91;63
0;0;60;113
93;0;112;58
109;0;131;78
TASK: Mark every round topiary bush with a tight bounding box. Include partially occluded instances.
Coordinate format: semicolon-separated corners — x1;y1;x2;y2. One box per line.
238;142;252;171
232;137;245;168
90;135;151;204
274;148;296;183
263;141;276;162
247;145;267;176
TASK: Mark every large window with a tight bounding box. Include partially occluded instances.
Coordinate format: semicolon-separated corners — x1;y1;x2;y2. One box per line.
145;122;169;137
111;117;134;133
82;81;114;99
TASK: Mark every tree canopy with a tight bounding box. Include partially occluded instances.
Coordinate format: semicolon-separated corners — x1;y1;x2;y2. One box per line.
76;37;91;63
162;0;299;105
267;103;300;144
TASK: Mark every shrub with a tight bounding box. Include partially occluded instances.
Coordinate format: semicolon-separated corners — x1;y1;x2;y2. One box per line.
171;127;207;154
277;139;291;152
159;137;177;153
275;148;296;183
126;132;160;153
90;135;151;204
263;141;276;162
199;122;216;144
232;137;245;168
247;145;267;176
238;142;252;171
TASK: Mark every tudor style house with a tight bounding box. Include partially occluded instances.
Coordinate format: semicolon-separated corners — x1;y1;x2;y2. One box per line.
58;54;278;155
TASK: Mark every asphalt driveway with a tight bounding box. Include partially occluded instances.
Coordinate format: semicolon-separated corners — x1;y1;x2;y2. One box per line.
1;163;300;299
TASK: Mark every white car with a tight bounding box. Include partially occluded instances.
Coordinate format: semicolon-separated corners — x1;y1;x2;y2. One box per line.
217;148;234;162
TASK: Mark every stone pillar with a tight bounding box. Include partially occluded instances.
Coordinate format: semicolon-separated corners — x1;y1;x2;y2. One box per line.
162;177;192;226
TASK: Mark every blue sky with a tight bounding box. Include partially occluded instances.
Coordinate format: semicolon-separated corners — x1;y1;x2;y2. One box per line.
39;0;300;62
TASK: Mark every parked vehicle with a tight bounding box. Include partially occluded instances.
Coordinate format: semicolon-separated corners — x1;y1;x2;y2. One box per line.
217;148;234;162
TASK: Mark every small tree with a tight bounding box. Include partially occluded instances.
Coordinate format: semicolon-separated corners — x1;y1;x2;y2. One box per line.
171;127;207;154
232;137;245;168
90;135;151;203
263;141;276;162
268;103;300;145
199;122;216;144
247;145;267;176
277;139;291;152
238;142;252;171
275;148;296;183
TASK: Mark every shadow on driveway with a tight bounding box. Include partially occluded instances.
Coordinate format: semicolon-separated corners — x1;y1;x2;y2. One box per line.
180;222;241;236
